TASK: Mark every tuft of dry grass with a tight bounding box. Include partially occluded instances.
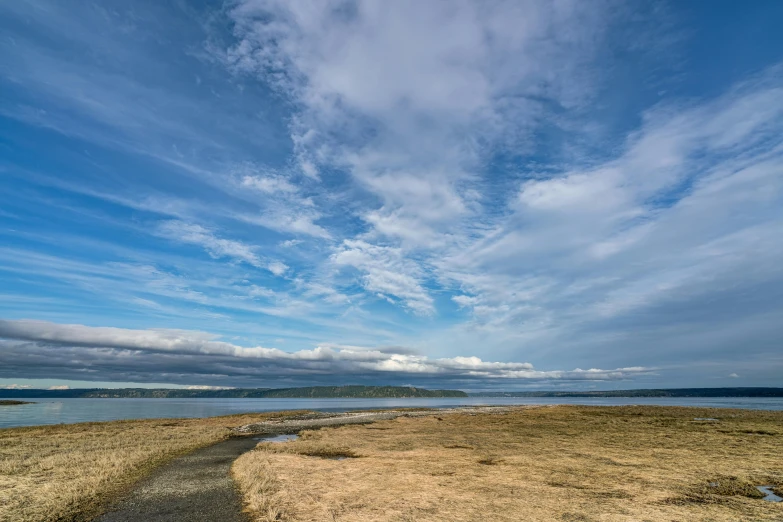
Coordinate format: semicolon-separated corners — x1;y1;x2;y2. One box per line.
257;432;359;460
233;406;783;521
677;476;766;503
232;453;288;522
0;411;309;522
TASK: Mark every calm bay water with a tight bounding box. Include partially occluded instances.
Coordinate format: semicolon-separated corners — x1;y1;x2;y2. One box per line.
2;396;782;429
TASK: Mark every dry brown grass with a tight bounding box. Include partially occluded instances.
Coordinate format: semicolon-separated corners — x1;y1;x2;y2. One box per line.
233;406;783;521
0;411;308;522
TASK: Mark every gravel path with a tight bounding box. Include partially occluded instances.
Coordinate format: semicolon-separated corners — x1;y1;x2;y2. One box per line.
94;436;258;522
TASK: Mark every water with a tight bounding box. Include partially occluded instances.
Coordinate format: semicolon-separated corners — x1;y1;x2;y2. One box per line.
2;396;782;429
756;486;783;502
254;434;299;443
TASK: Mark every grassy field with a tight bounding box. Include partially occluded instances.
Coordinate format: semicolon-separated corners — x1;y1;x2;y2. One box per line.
0;411;306;522
233;405;783;521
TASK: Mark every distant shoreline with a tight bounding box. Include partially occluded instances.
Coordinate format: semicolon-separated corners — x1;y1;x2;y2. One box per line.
0;400;34;405
0;385;467;399
468;387;783;398
1;386;781;399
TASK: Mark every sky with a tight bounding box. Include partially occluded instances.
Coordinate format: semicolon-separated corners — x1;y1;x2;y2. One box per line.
1;0;782;391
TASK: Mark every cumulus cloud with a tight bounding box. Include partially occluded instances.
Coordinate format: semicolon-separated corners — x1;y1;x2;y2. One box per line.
0;319;651;387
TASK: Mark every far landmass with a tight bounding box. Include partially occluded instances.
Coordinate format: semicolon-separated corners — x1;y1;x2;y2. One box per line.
0;385;467;399
2;386;782;399
469;387;783;397
0;400;34;405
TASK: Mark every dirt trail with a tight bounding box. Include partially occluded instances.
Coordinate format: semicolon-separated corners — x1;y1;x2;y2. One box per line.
94;436;258;522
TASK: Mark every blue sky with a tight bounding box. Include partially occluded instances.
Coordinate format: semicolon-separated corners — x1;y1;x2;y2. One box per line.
1;0;782;391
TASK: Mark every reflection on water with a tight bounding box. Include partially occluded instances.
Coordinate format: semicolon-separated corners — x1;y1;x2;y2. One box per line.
2;396;783;429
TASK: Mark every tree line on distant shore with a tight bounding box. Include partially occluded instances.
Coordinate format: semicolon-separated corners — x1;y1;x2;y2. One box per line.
3;386;781;399
0;385;468;399
468;387;783;398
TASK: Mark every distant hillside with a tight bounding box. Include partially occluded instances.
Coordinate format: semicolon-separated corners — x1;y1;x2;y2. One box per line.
0;385;467;399
0;388;271;399
469;387;783;398
256;386;466;398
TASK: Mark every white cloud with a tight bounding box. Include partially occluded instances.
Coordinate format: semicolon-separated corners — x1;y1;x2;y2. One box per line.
331;240;434;315
221;0;612;250
4;0;783;387
452;295;479;309
241;174;298;194
436;68;783;346
237;211;331;239
157;220;264;267
228;165;332;239
294;279;350;305
155;221;294;278
267;261;289;276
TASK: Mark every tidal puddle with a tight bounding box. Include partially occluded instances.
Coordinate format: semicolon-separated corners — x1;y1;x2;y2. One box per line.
253;434;299;443
756;486;782;502
693;418;719;422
